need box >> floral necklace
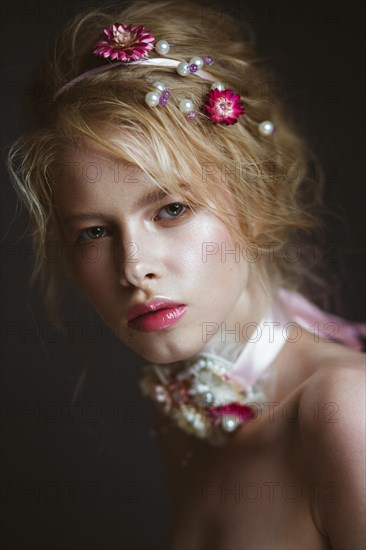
[139,351,268,446]
[138,299,286,447]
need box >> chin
[129,335,204,365]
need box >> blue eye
[77,226,108,242]
[157,203,188,219]
[75,203,190,243]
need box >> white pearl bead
[152,81,166,92]
[221,416,239,432]
[155,39,170,55]
[258,120,275,136]
[189,56,204,69]
[177,62,190,76]
[201,391,214,405]
[179,99,194,113]
[145,91,161,107]
[211,82,225,91]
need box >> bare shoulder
[298,348,366,549]
[300,346,365,428]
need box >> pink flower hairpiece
[54,21,275,133]
[204,87,245,125]
[93,23,155,62]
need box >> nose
[117,233,165,289]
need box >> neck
[197,272,271,364]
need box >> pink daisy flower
[208,402,254,421]
[93,23,155,62]
[204,88,245,124]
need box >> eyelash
[76,202,191,243]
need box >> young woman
[7,0,365,548]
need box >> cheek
[70,242,118,300]
[180,217,249,284]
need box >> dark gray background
[1,1,365,549]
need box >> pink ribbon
[54,57,215,100]
[229,288,366,390]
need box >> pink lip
[127,300,187,333]
[127,298,185,321]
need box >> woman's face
[54,144,266,364]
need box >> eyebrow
[132,187,170,210]
[61,187,171,224]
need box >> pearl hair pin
[155,39,170,55]
[144,44,213,120]
[144,83,196,120]
[178,99,197,120]
[258,120,275,136]
[177,55,214,76]
[145,81,171,107]
[153,35,215,78]
[210,81,225,91]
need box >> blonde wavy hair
[7,0,329,321]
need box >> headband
[54,22,275,133]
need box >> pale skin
[55,143,366,550]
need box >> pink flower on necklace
[93,23,155,62]
[204,88,245,124]
[208,402,254,421]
